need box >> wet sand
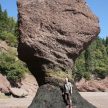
[80,92,108,108]
[0,96,34,108]
[0,92,108,108]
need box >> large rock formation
[17,0,100,108]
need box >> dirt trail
[80,92,108,108]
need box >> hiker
[63,77,73,108]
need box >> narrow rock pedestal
[29,84,96,108]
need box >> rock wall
[76,78,108,92]
[17,0,100,108]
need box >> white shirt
[64,82,73,94]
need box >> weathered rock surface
[0,73,28,97]
[17,0,100,108]
[29,83,96,108]
[9,87,28,97]
[76,78,108,92]
[0,74,10,94]
[18,0,99,84]
[0,40,9,53]
[21,73,38,96]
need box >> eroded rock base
[29,84,96,108]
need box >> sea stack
[17,0,100,107]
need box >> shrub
[0,53,28,84]
[94,67,108,79]
[83,72,90,80]
[74,72,83,82]
[0,31,17,47]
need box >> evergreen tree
[3,10,8,18]
[84,49,90,72]
[106,37,108,55]
[0,4,2,15]
[0,4,17,47]
[106,37,108,46]
[74,36,108,80]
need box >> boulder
[17,0,100,107]
[21,73,38,96]
[9,87,28,97]
[0,40,9,53]
[76,78,108,92]
[0,74,10,94]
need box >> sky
[0,0,108,38]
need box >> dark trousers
[64,93,72,106]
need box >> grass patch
[46,69,72,80]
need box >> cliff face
[17,0,100,108]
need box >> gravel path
[80,92,108,108]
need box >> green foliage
[0,31,17,47]
[94,67,108,79]
[105,37,108,46]
[0,4,29,85]
[74,37,108,81]
[0,53,28,83]
[0,5,2,14]
[0,4,17,47]
[83,72,91,80]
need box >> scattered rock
[76,78,108,92]
[0,73,37,98]
[0,40,9,54]
[0,74,10,94]
[9,87,28,97]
